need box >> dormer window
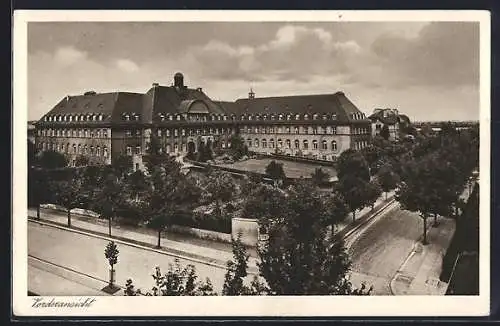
[223,115,228,121]
[262,114,268,120]
[124,114,130,121]
[68,115,73,122]
[176,115,181,121]
[313,113,319,120]
[99,114,103,121]
[271,114,275,121]
[135,114,140,121]
[286,114,292,120]
[248,115,253,121]
[295,114,300,120]
[322,114,328,120]
[231,114,236,120]
[332,114,337,120]
[278,114,284,120]
[168,114,173,121]
[304,114,309,120]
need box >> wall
[232,217,259,247]
[170,224,232,243]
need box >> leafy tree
[104,241,119,287]
[148,205,175,248]
[75,155,89,167]
[242,183,287,222]
[377,163,400,199]
[204,170,236,217]
[265,160,286,183]
[93,174,127,237]
[80,165,103,205]
[322,191,349,238]
[111,154,133,179]
[124,260,216,296]
[28,168,54,220]
[311,167,330,186]
[28,140,38,168]
[336,176,370,222]
[37,150,68,170]
[256,180,352,295]
[52,170,84,227]
[380,124,390,140]
[229,135,249,160]
[196,140,208,162]
[125,170,149,202]
[143,134,168,173]
[223,233,249,295]
[337,149,370,182]
[364,180,382,210]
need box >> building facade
[368,108,411,141]
[34,73,372,167]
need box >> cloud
[53,46,88,66]
[115,58,139,73]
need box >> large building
[34,73,372,168]
[368,108,411,141]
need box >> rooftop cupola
[174,72,185,89]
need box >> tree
[124,260,216,296]
[377,163,400,199]
[104,241,119,287]
[322,192,349,238]
[52,170,84,227]
[380,124,390,140]
[80,165,103,206]
[336,176,371,222]
[37,150,68,170]
[147,205,174,248]
[111,154,133,179]
[93,174,126,237]
[265,160,286,184]
[28,140,38,168]
[125,170,149,202]
[256,180,352,295]
[143,135,168,173]
[337,149,370,182]
[364,180,382,210]
[311,167,330,186]
[204,170,236,217]
[196,140,208,162]
[229,135,248,160]
[75,155,89,167]
[28,168,54,220]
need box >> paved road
[28,222,230,295]
[347,206,423,295]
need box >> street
[28,221,229,295]
[347,205,424,294]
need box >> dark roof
[214,101,240,115]
[223,91,369,123]
[369,109,399,125]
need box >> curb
[28,218,236,273]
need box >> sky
[27,21,480,122]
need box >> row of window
[354,141,369,150]
[124,141,230,155]
[39,142,109,157]
[242,112,341,121]
[247,138,339,151]
[44,113,106,122]
[154,127,234,138]
[241,125,338,135]
[38,128,109,138]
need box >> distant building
[28,121,36,143]
[368,108,411,141]
[34,72,372,168]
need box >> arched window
[313,140,318,149]
[166,129,171,137]
[304,114,309,120]
[285,139,291,148]
[84,145,89,154]
[174,143,178,152]
[262,139,267,148]
[174,129,178,137]
[313,113,319,120]
[294,127,299,134]
[294,139,300,149]
[322,140,328,150]
[295,114,301,120]
[247,138,252,147]
[269,139,274,148]
[285,127,291,134]
[77,144,82,154]
[286,114,292,120]
[303,140,309,149]
[182,143,186,152]
[278,139,283,148]
[126,145,132,156]
[103,147,108,157]
[248,115,253,121]
[254,138,259,147]
[331,140,337,151]
[278,114,284,120]
[96,146,100,156]
[166,144,171,153]
[72,144,76,153]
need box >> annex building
[34,73,372,168]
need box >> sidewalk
[28,190,395,277]
[28,208,259,273]
[390,216,456,295]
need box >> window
[313,113,319,120]
[182,129,186,136]
[269,139,274,148]
[174,129,179,137]
[189,129,194,136]
[304,114,309,120]
[158,129,162,137]
[322,140,328,150]
[262,139,267,148]
[285,139,291,148]
[304,127,309,135]
[135,130,141,136]
[279,114,284,120]
[331,126,337,134]
[286,127,291,134]
[166,144,171,153]
[255,138,259,147]
[295,114,301,120]
[313,140,318,149]
[96,146,100,156]
[84,130,89,138]
[72,144,76,153]
[331,141,337,151]
[78,144,82,154]
[166,129,171,137]
[103,129,108,138]
[277,127,283,134]
[90,130,94,138]
[247,138,252,147]
[103,147,108,157]
[90,146,94,155]
[278,139,283,148]
[269,127,274,133]
[126,146,132,156]
[177,115,181,121]
[135,146,141,155]
[312,127,318,135]
[182,143,186,152]
[84,145,88,154]
[294,139,300,149]
[286,114,292,120]
[321,127,327,134]
[126,130,132,137]
[294,127,299,134]
[303,140,309,150]
[174,143,178,152]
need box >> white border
[13,10,491,317]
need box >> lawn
[217,157,338,180]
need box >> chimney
[174,72,185,89]
[152,82,159,87]
[248,88,255,99]
[196,87,202,92]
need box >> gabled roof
[222,91,369,124]
[369,109,410,126]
